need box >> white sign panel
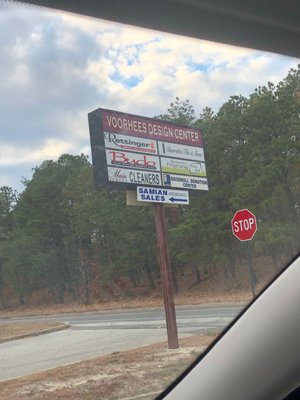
[104,132,158,154]
[160,157,206,177]
[107,167,162,186]
[158,141,204,161]
[106,149,160,171]
[163,173,208,190]
[137,186,189,204]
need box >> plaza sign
[88,108,208,191]
[88,107,208,350]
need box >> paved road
[0,304,244,381]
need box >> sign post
[245,241,256,298]
[89,108,209,349]
[231,209,257,298]
[154,203,179,349]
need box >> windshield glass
[0,1,299,399]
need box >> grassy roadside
[0,291,250,319]
[0,322,68,343]
[0,335,216,400]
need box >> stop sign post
[231,209,257,298]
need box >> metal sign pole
[231,209,257,299]
[154,203,179,349]
[245,241,256,299]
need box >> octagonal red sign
[231,209,257,241]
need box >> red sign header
[102,110,202,146]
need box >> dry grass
[0,335,216,400]
[0,322,65,342]
[0,292,249,319]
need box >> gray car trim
[163,255,300,400]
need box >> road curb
[0,323,71,344]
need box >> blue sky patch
[110,70,143,88]
[186,58,227,73]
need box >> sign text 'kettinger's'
[88,108,209,191]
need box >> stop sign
[231,209,257,241]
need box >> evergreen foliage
[0,67,299,306]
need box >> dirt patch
[0,335,216,400]
[0,322,68,343]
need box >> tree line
[0,66,299,307]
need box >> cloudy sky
[0,1,298,192]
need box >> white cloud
[0,2,298,191]
[0,139,73,166]
[80,22,296,115]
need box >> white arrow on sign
[137,186,189,205]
